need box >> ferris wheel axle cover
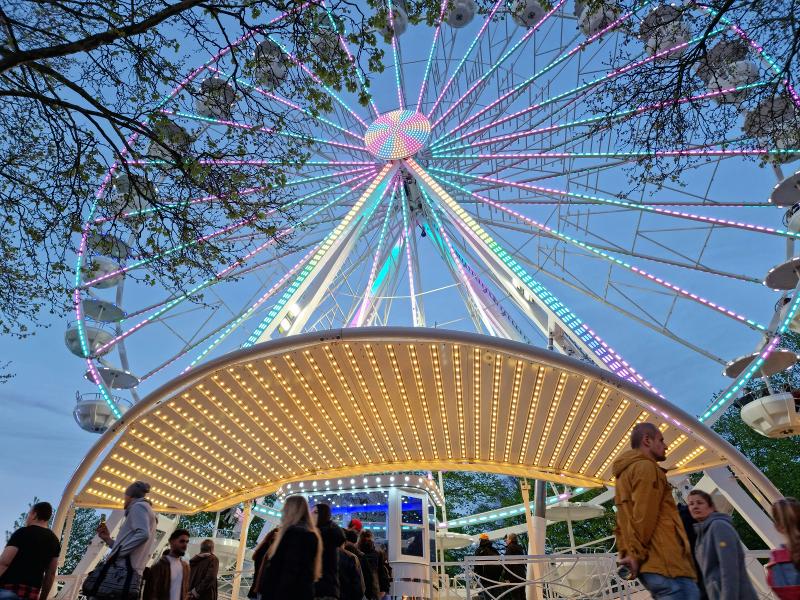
[770,170,800,206]
[723,349,799,379]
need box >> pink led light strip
[265,36,369,129]
[92,165,376,225]
[92,170,379,356]
[430,0,568,130]
[75,4,312,416]
[426,0,506,121]
[415,0,449,112]
[435,82,766,152]
[434,169,799,240]
[432,3,647,145]
[432,174,766,331]
[434,148,800,159]
[161,109,370,155]
[352,177,400,326]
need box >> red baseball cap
[348,518,363,531]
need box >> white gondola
[73,392,132,433]
[64,321,114,358]
[110,171,155,214]
[81,256,123,289]
[146,118,192,161]
[445,0,477,28]
[574,1,618,37]
[695,40,759,104]
[84,366,140,390]
[783,203,800,233]
[311,16,343,55]
[743,96,799,163]
[509,0,546,28]
[196,77,237,120]
[82,299,125,323]
[254,40,288,89]
[740,390,800,438]
[376,3,409,39]
[770,170,800,206]
[87,232,132,260]
[640,5,690,57]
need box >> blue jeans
[0,590,23,600]
[638,573,700,600]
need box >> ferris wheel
[70,0,800,437]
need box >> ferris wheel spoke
[432,23,726,149]
[436,82,770,154]
[384,0,406,110]
[428,4,648,148]
[430,166,800,240]
[83,167,376,286]
[352,178,400,326]
[425,0,506,122]
[90,171,377,356]
[264,35,370,130]
[208,67,367,142]
[399,182,423,325]
[161,109,372,157]
[407,159,658,392]
[528,260,728,364]
[415,0,449,113]
[431,0,568,131]
[441,177,768,330]
[320,2,381,117]
[244,163,400,346]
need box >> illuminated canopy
[61,328,761,515]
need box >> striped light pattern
[364,110,432,160]
[72,330,725,513]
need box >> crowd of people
[0,431,798,600]
[614,422,800,600]
[249,496,391,600]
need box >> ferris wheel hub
[364,109,431,160]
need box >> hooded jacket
[107,498,157,575]
[474,538,503,589]
[612,449,696,579]
[188,553,219,600]
[314,520,346,598]
[693,512,757,600]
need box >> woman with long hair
[258,496,323,600]
[247,527,278,599]
[767,497,800,600]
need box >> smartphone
[616,565,633,580]
[99,514,107,525]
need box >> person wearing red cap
[347,519,362,532]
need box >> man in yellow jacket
[614,422,700,599]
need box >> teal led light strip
[244,164,397,347]
[431,173,765,332]
[408,160,654,390]
[184,176,376,369]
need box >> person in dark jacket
[312,503,346,600]
[687,490,758,600]
[142,529,190,600]
[502,533,526,600]
[357,530,390,599]
[474,534,502,600]
[249,528,278,599]
[346,529,377,600]
[678,502,709,600]
[259,497,322,600]
[188,539,219,600]
[338,539,365,600]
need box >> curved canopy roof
[67,328,746,514]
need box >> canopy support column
[230,503,251,600]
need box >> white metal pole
[230,503,251,600]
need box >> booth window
[400,495,425,557]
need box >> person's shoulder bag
[82,546,142,600]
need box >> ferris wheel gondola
[70,0,800,438]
